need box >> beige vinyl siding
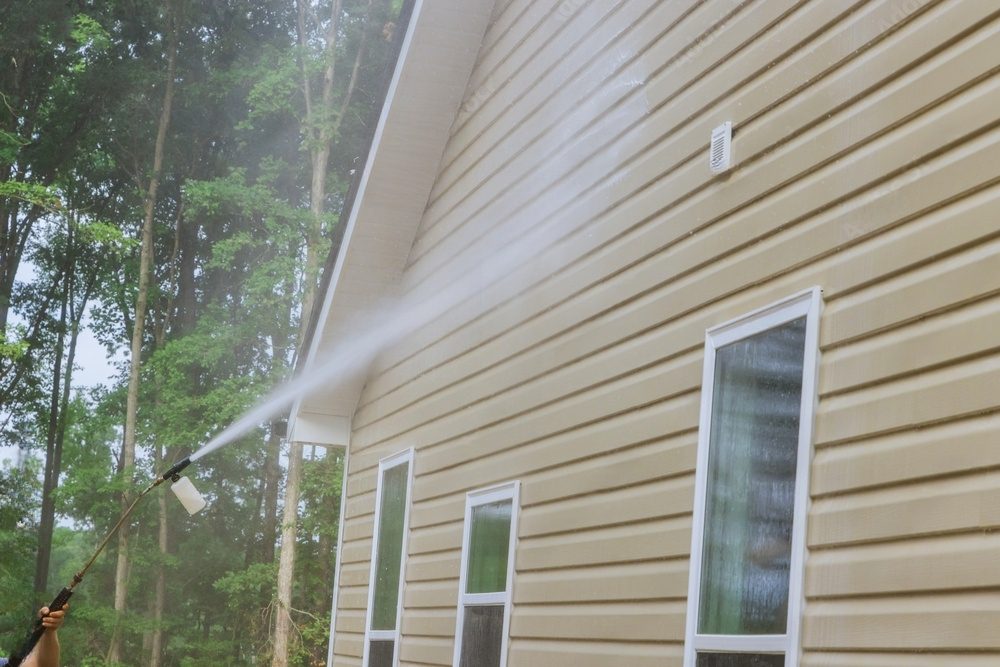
[328,0,1000,665]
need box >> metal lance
[7,458,192,666]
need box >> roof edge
[289,0,497,440]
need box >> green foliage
[215,562,277,610]
[287,450,344,666]
[0,129,27,165]
[70,14,112,55]
[240,47,300,129]
[77,221,136,254]
[0,182,62,210]
[0,460,40,653]
[1,0,407,663]
[300,452,343,546]
[291,610,332,667]
[0,325,29,362]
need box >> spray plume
[191,77,649,461]
[191,212,561,461]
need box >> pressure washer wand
[7,458,192,667]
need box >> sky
[72,317,120,388]
[2,262,119,465]
[1,328,118,465]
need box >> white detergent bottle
[170,476,207,515]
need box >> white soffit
[290,0,497,431]
[288,413,351,448]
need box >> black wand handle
[7,587,73,667]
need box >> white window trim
[326,441,350,667]
[453,481,520,667]
[362,448,415,667]
[683,287,823,667]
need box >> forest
[0,0,406,664]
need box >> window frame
[362,448,415,667]
[452,481,521,667]
[683,287,822,667]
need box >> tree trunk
[0,164,12,333]
[0,192,37,334]
[295,0,343,335]
[316,503,333,595]
[272,0,381,660]
[260,312,291,565]
[33,254,69,594]
[109,3,179,660]
[245,462,268,567]
[150,443,169,667]
[271,442,303,667]
[260,426,283,564]
[176,206,197,334]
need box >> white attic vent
[709,121,733,174]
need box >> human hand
[38,604,68,633]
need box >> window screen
[458,605,505,667]
[367,640,395,667]
[696,653,785,667]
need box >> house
[288,0,1000,665]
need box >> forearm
[29,630,60,667]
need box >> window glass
[371,462,409,630]
[368,640,395,667]
[458,605,504,667]
[697,317,806,635]
[696,652,785,667]
[466,500,512,594]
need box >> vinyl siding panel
[328,0,1000,664]
[356,0,999,427]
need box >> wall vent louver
[709,122,732,174]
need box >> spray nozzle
[170,476,207,515]
[161,457,192,481]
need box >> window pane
[698,317,807,635]
[466,500,512,594]
[371,462,409,630]
[696,652,785,667]
[459,605,504,667]
[368,639,395,667]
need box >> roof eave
[289,0,497,445]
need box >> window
[363,449,414,667]
[683,288,822,667]
[453,482,520,667]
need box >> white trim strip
[461,591,507,606]
[692,634,788,652]
[325,442,350,667]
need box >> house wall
[330,0,1000,665]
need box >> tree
[33,216,125,596]
[108,0,181,660]
[0,6,112,338]
[0,458,41,654]
[0,0,408,663]
[273,1,396,662]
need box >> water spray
[8,458,202,666]
[3,96,611,660]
